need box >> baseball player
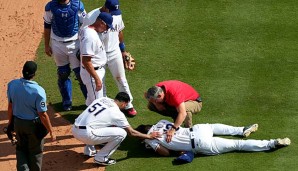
[72,92,160,166]
[79,12,113,106]
[44,0,87,111]
[80,0,137,116]
[137,120,291,157]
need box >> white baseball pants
[80,67,105,106]
[103,49,134,109]
[192,124,276,155]
[51,39,80,68]
[72,126,127,162]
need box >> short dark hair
[115,92,130,103]
[135,124,152,134]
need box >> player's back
[74,97,127,128]
[8,78,46,120]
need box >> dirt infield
[0,1,104,170]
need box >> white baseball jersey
[145,120,277,155]
[79,26,107,68]
[102,14,125,52]
[74,97,129,128]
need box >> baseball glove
[3,119,17,145]
[123,52,135,70]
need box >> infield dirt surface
[0,0,104,170]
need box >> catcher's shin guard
[57,65,72,109]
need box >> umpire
[7,61,56,171]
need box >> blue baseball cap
[97,12,114,29]
[105,0,122,15]
[172,151,194,165]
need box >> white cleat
[84,145,97,157]
[94,159,116,166]
[243,124,258,137]
[275,138,291,147]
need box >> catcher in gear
[123,52,135,70]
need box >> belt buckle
[190,131,195,139]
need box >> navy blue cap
[22,61,37,78]
[97,12,114,29]
[172,151,194,165]
[105,0,122,15]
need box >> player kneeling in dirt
[72,92,160,166]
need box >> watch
[171,125,179,131]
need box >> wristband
[171,125,179,131]
[119,42,125,52]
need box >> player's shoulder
[31,82,46,95]
[80,27,95,37]
[7,79,20,90]
[79,1,85,11]
[45,1,54,11]
[8,78,19,84]
[98,97,115,107]
[86,8,100,21]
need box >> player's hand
[45,46,52,56]
[166,128,175,143]
[95,79,102,91]
[121,51,127,58]
[50,132,56,142]
[149,131,161,139]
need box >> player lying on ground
[136,120,291,158]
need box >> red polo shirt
[156,80,200,108]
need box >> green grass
[35,0,298,170]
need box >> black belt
[15,116,40,123]
[190,128,195,148]
[82,66,100,70]
[75,125,86,129]
[62,40,74,43]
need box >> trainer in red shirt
[145,80,203,142]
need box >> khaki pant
[148,100,202,128]
[184,101,202,127]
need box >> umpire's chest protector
[47,0,80,37]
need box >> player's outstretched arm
[125,126,160,139]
